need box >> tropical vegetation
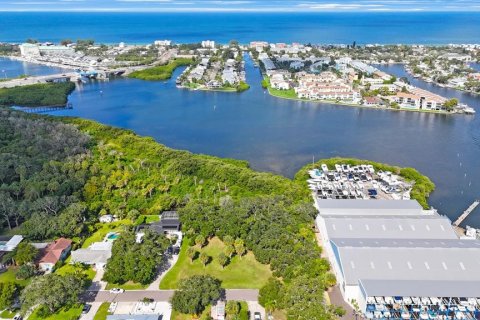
[128,58,194,80]
[0,109,435,319]
[0,82,75,107]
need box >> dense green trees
[0,110,90,239]
[171,275,223,316]
[20,274,85,315]
[103,229,170,285]
[128,58,194,80]
[0,282,17,310]
[0,82,75,107]
[14,242,38,266]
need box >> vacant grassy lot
[29,305,83,320]
[160,237,271,289]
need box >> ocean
[1,12,480,45]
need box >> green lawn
[93,303,111,320]
[0,309,17,318]
[135,215,160,225]
[160,237,272,289]
[0,268,31,287]
[105,281,148,290]
[171,306,211,320]
[82,219,132,248]
[29,305,83,320]
[55,260,96,281]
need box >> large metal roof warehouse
[315,199,480,319]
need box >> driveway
[246,301,265,320]
[146,254,178,291]
[328,286,356,320]
[226,289,259,301]
[79,302,101,320]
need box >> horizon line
[1,8,479,13]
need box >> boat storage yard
[310,164,480,320]
[308,164,412,201]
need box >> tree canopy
[20,274,85,314]
[171,275,224,315]
[103,229,170,285]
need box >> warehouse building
[315,199,480,319]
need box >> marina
[308,164,412,201]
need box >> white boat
[366,311,374,319]
[412,306,421,313]
[321,164,329,172]
[401,311,411,319]
[367,297,376,304]
[335,164,342,172]
[420,311,429,320]
[412,297,421,305]
[383,311,392,318]
[403,297,412,305]
[455,311,466,319]
[375,297,385,304]
[375,304,386,312]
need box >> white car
[109,288,125,294]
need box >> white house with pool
[315,199,480,319]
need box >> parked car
[109,288,125,294]
[254,312,262,320]
[82,304,91,314]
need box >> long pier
[453,199,480,226]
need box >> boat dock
[16,103,73,114]
[453,199,480,227]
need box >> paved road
[84,289,258,303]
[0,72,78,88]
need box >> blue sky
[1,0,480,12]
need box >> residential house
[38,238,72,272]
[99,214,114,223]
[70,241,112,269]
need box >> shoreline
[264,83,458,116]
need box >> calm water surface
[1,12,480,44]
[1,57,479,227]
[0,57,70,78]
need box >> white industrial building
[315,199,480,319]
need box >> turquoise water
[107,233,119,240]
[1,12,480,44]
